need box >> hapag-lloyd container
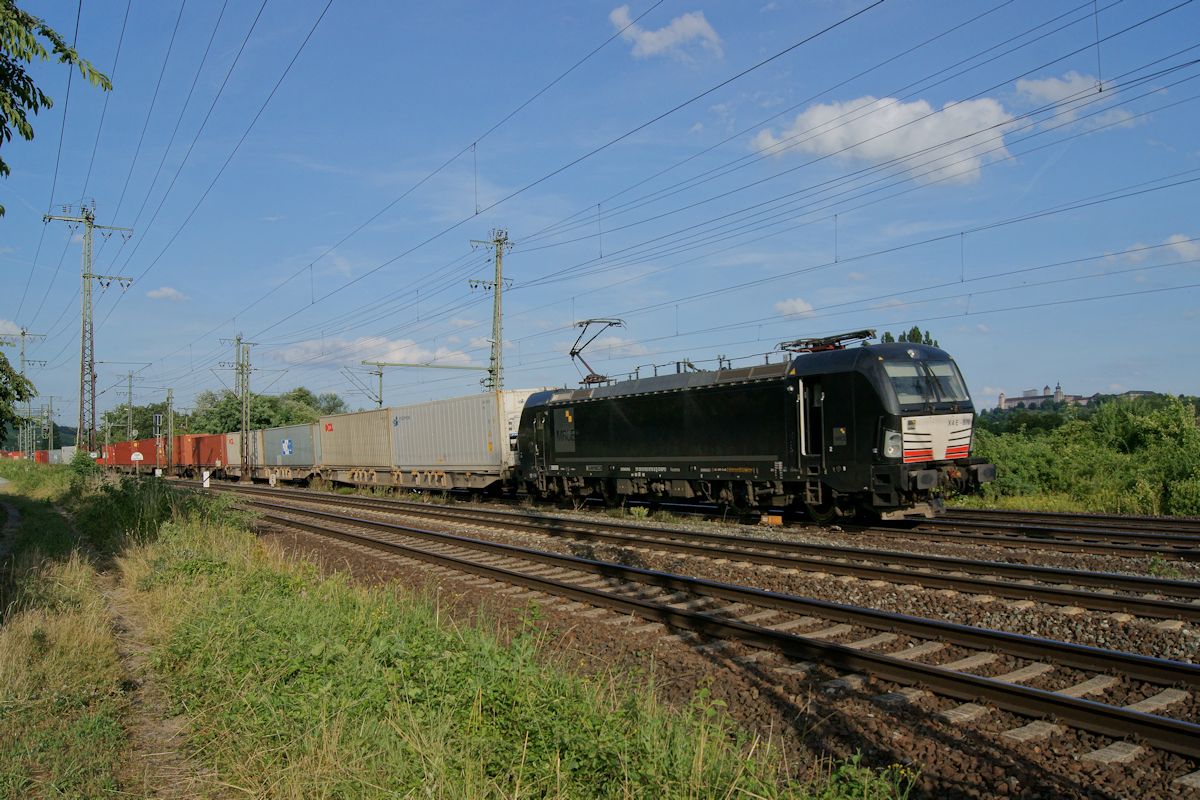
[262,423,320,467]
[389,390,538,472]
[318,408,391,468]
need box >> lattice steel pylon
[44,203,133,452]
[469,229,513,391]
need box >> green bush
[973,397,1200,515]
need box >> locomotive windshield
[883,359,970,405]
[926,360,969,402]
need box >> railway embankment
[0,462,905,799]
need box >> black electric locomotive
[514,331,994,519]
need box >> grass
[948,492,1095,514]
[1,463,914,798]
[0,473,128,799]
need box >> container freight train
[93,336,994,519]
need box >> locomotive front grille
[901,413,973,463]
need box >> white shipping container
[61,446,77,461]
[390,390,538,472]
[223,430,264,468]
[319,408,392,467]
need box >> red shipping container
[132,437,161,467]
[106,440,134,466]
[34,450,49,464]
[174,434,200,467]
[167,434,226,469]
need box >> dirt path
[102,576,225,798]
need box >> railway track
[945,506,1200,535]
[236,493,1200,761]
[910,515,1200,553]
[202,483,1200,621]
[192,482,1200,766]
[573,493,1200,558]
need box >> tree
[880,328,939,347]
[0,350,33,441]
[134,387,350,437]
[1,0,111,216]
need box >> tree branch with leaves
[0,350,34,439]
[0,0,111,216]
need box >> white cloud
[751,95,1014,184]
[0,318,20,335]
[610,5,722,60]
[146,286,187,302]
[1115,243,1151,263]
[689,121,704,134]
[1015,72,1136,132]
[329,253,353,276]
[261,214,285,223]
[976,323,991,333]
[1112,234,1199,265]
[1108,383,1127,393]
[847,271,867,281]
[590,336,649,358]
[1084,107,1137,131]
[774,296,814,316]
[1016,71,1098,117]
[275,335,473,368]
[469,336,493,350]
[449,318,477,329]
[1166,234,1200,261]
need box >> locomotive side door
[533,412,550,474]
[802,381,825,473]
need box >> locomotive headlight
[883,430,903,459]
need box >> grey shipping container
[49,449,63,464]
[319,408,391,467]
[61,446,77,461]
[390,390,539,472]
[262,423,319,467]
[224,430,265,468]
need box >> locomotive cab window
[883,359,970,406]
[926,360,969,402]
[883,361,933,405]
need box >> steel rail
[251,504,1200,759]
[913,518,1200,548]
[207,483,1200,606]
[862,523,1200,559]
[245,498,1200,688]
[946,507,1200,534]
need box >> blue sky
[3,0,1199,424]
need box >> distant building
[996,383,1156,410]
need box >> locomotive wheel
[803,498,840,524]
